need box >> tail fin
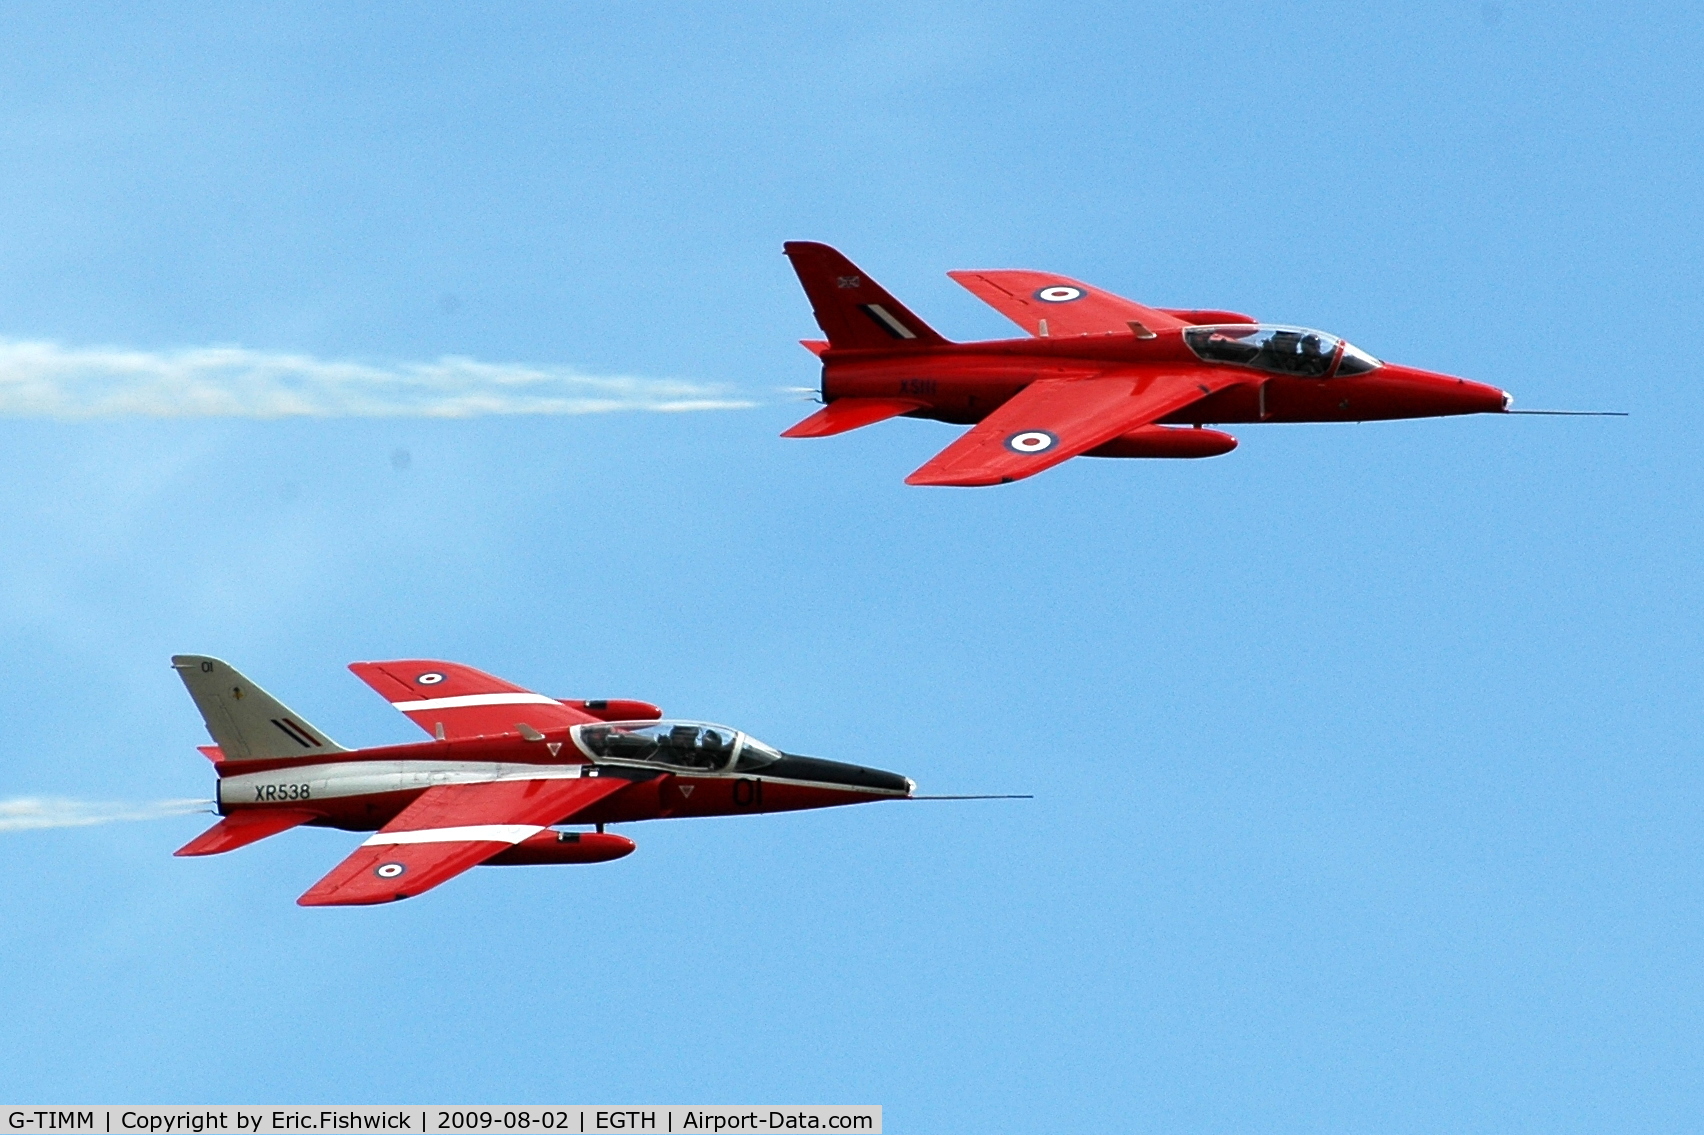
[783,242,949,350]
[171,655,349,761]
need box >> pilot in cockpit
[660,724,729,769]
[699,728,733,768]
[666,724,700,761]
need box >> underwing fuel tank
[483,830,636,866]
[559,698,663,722]
[1086,425,1238,459]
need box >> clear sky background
[0,3,1700,1130]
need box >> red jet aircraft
[171,655,917,906]
[781,241,1515,486]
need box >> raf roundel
[1005,430,1059,455]
[374,862,406,879]
[1034,285,1085,303]
[416,672,445,686]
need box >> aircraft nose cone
[767,754,914,795]
[1465,381,1506,414]
[1456,378,1510,414]
[1402,370,1509,415]
[1374,366,1511,418]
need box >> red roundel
[375,862,406,879]
[1034,285,1085,303]
[1005,430,1058,454]
[416,672,445,685]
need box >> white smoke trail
[0,338,755,419]
[0,796,214,832]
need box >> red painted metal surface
[560,698,664,722]
[174,808,315,857]
[485,830,637,866]
[781,397,925,438]
[349,658,600,740]
[782,242,1512,486]
[1086,426,1238,460]
[176,656,915,906]
[296,777,631,907]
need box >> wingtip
[903,471,1001,488]
[904,455,1021,487]
[297,890,409,908]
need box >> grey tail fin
[171,655,349,761]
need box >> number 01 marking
[733,778,763,808]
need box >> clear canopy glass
[570,720,782,773]
[1184,324,1376,378]
[1336,341,1381,376]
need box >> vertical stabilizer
[783,242,950,350]
[171,655,349,760]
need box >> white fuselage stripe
[391,692,562,712]
[363,824,543,846]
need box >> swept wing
[349,659,598,740]
[948,270,1189,338]
[297,776,632,906]
[905,371,1244,487]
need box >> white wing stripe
[363,824,543,846]
[390,692,561,711]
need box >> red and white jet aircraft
[781,242,1515,486]
[172,655,915,906]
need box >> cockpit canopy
[1184,324,1380,378]
[570,720,784,773]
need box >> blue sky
[1,2,1700,1130]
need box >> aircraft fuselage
[818,331,1508,428]
[211,730,912,833]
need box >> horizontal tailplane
[174,809,316,856]
[782,398,924,439]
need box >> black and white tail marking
[861,304,918,340]
[271,718,322,748]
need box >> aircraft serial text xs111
[171,655,917,906]
[781,241,1515,487]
